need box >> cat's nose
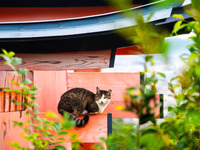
[100,101,104,104]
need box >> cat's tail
[58,109,89,126]
[69,114,89,127]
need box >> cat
[57,87,112,126]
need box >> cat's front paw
[82,110,88,115]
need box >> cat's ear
[96,87,100,93]
[108,89,112,95]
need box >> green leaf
[52,121,61,133]
[145,55,153,62]
[92,144,104,150]
[18,68,29,75]
[44,125,51,130]
[12,100,20,105]
[157,72,166,78]
[33,109,39,113]
[195,65,200,77]
[57,138,65,141]
[34,115,41,121]
[172,20,182,35]
[7,142,21,148]
[99,137,106,142]
[22,78,32,84]
[168,106,174,112]
[31,102,38,107]
[58,131,68,135]
[12,57,22,66]
[71,133,77,140]
[55,146,66,150]
[172,14,184,20]
[8,51,15,58]
[31,85,38,91]
[2,49,8,56]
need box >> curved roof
[0,1,185,40]
[0,0,191,53]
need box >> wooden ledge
[34,112,108,143]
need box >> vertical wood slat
[0,71,33,112]
[4,92,10,112]
[0,90,5,112]
[10,92,16,111]
[33,71,67,112]
[16,93,21,111]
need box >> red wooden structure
[0,0,179,149]
[0,70,163,149]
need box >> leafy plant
[101,0,200,150]
[0,50,79,150]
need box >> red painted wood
[116,45,144,55]
[104,95,161,118]
[0,71,33,112]
[33,71,67,112]
[67,72,140,101]
[16,93,22,111]
[0,90,4,112]
[9,111,30,149]
[80,143,106,150]
[4,92,10,112]
[67,72,161,118]
[116,44,161,55]
[35,112,107,143]
[74,69,101,72]
[0,7,118,22]
[10,92,16,112]
[0,50,111,71]
[0,112,10,150]
[0,112,29,149]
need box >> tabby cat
[58,87,112,126]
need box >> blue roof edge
[0,0,191,40]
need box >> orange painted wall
[67,72,161,118]
[33,71,161,118]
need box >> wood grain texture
[0,50,111,71]
[33,71,67,112]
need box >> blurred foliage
[0,50,80,150]
[102,0,200,150]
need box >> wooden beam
[34,112,108,143]
[0,50,111,71]
[116,45,144,55]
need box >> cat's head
[95,87,112,105]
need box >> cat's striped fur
[58,87,111,126]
